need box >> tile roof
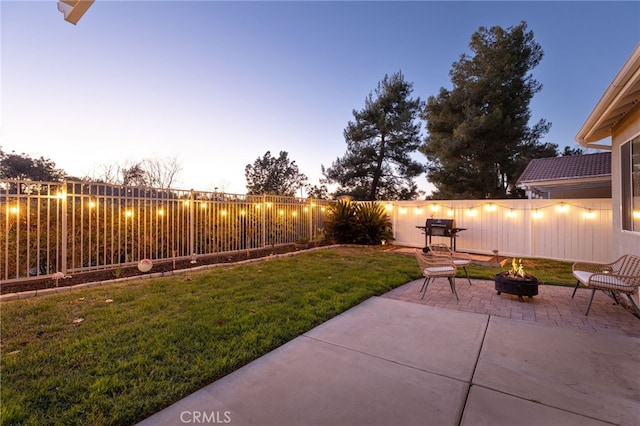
[517,152,611,183]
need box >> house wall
[611,104,640,258]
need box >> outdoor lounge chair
[414,249,459,301]
[571,254,640,316]
[427,243,473,286]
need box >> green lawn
[0,246,574,425]
[464,256,577,286]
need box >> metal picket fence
[1,180,329,282]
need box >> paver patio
[383,277,640,338]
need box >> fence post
[262,194,266,248]
[308,201,313,241]
[189,190,195,259]
[61,182,68,274]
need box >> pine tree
[323,71,425,200]
[420,22,555,199]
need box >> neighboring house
[575,43,640,260]
[517,152,612,199]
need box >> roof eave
[517,175,611,186]
[575,43,640,148]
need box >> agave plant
[324,200,393,245]
[324,200,358,244]
[353,202,393,245]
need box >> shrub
[324,201,393,245]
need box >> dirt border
[1,242,333,300]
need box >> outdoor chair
[571,254,640,316]
[414,249,459,301]
[427,243,473,286]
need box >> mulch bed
[1,242,330,295]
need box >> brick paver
[382,277,640,338]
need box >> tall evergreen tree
[323,71,425,201]
[420,22,554,199]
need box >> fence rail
[1,180,328,282]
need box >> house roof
[517,152,611,197]
[517,152,611,184]
[575,44,640,147]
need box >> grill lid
[425,218,456,228]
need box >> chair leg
[611,291,621,305]
[571,280,580,298]
[448,276,459,301]
[462,267,472,286]
[625,294,640,317]
[585,288,597,316]
[419,277,429,294]
[421,278,431,300]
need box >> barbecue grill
[416,218,466,251]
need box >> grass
[464,257,577,286]
[0,246,575,425]
[1,247,417,425]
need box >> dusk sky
[1,1,639,195]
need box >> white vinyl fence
[389,198,612,263]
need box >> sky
[1,1,639,196]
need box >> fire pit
[494,258,538,302]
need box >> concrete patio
[137,279,639,426]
